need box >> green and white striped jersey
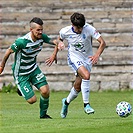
[11,32,51,76]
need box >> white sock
[66,87,79,103]
[81,79,90,104]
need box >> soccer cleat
[84,104,95,114]
[60,98,68,118]
[17,89,22,96]
[40,114,52,119]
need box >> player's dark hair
[70,12,85,28]
[30,17,43,25]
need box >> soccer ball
[116,101,132,118]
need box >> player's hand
[58,41,65,50]
[0,66,4,74]
[88,55,99,65]
[45,54,57,67]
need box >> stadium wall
[0,0,133,91]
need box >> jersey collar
[28,32,34,42]
[71,27,78,34]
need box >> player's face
[72,25,83,34]
[30,24,43,41]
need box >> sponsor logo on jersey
[27,45,42,52]
[27,47,33,52]
[73,42,85,52]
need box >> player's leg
[61,56,84,118]
[67,75,81,103]
[66,56,83,101]
[77,65,94,114]
[60,76,81,118]
[31,67,52,119]
[39,85,52,119]
[16,76,37,104]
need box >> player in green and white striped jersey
[0,17,63,119]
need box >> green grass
[0,90,132,133]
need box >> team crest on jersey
[82,34,86,39]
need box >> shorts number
[24,86,29,93]
[77,61,83,66]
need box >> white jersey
[59,23,101,65]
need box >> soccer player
[0,17,62,119]
[58,12,106,118]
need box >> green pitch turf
[0,90,132,133]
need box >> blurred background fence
[0,0,133,91]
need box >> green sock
[40,96,49,117]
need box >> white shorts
[67,54,92,75]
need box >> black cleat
[40,114,52,119]
[17,89,22,96]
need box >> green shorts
[14,67,48,100]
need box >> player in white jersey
[59,12,106,118]
[0,17,62,119]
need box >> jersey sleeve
[59,28,65,40]
[10,39,25,52]
[42,34,51,43]
[90,25,101,39]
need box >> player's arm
[45,39,59,66]
[46,39,58,66]
[45,37,65,66]
[89,36,106,65]
[57,36,65,50]
[0,47,14,74]
[48,37,65,50]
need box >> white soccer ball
[116,101,132,118]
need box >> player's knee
[40,86,50,97]
[41,89,49,97]
[83,74,90,80]
[27,96,37,104]
[27,99,37,104]
[42,90,49,96]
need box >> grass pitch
[0,90,132,133]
